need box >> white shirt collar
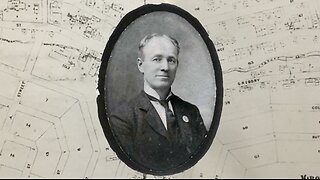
[144,83,172,101]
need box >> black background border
[97,3,224,176]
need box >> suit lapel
[171,94,193,145]
[137,91,167,138]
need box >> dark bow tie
[145,92,178,140]
[145,93,171,107]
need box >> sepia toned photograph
[97,3,223,175]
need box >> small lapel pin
[182,116,189,123]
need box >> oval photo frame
[97,3,223,175]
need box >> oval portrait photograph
[97,3,223,175]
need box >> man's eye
[168,58,176,63]
[153,58,161,61]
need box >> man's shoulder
[111,92,201,115]
[126,91,150,109]
[171,94,207,135]
[113,91,149,114]
[171,94,200,112]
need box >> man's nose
[160,59,169,71]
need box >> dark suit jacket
[109,91,207,171]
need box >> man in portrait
[109,33,207,171]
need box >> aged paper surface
[0,0,319,178]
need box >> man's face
[138,37,179,91]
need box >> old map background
[0,0,319,178]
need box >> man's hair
[138,33,180,59]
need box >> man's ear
[137,58,144,73]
